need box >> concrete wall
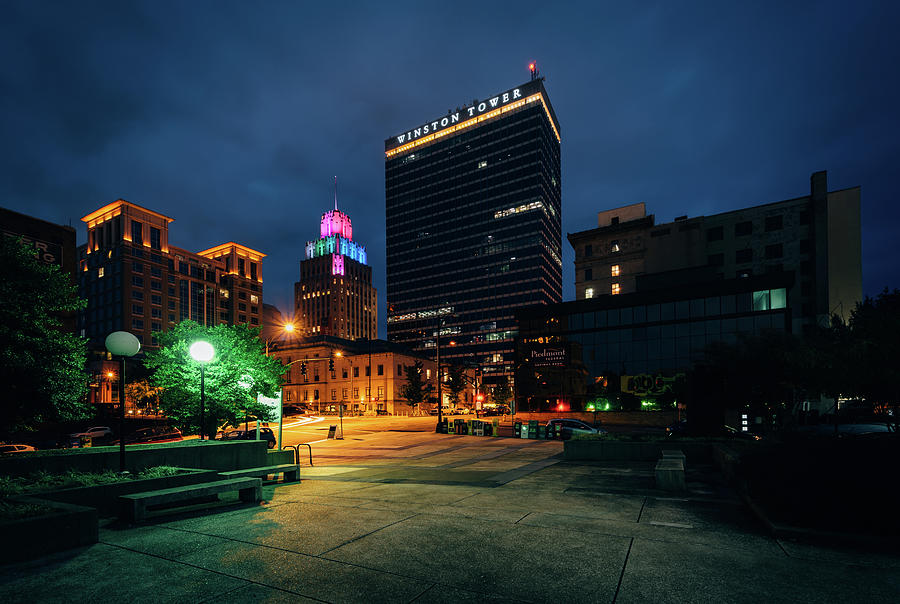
[0,440,269,477]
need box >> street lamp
[105,331,141,471]
[189,341,215,440]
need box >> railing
[282,443,313,466]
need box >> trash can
[528,420,538,439]
[448,420,456,434]
[537,425,546,439]
[514,421,523,438]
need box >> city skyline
[2,2,898,339]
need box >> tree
[445,364,467,408]
[144,321,286,436]
[125,379,160,413]
[492,381,512,408]
[0,236,89,433]
[399,360,433,409]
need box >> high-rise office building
[385,77,562,389]
[295,202,376,340]
[78,199,265,350]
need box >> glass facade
[515,275,792,412]
[385,79,562,387]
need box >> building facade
[294,203,376,340]
[270,336,468,415]
[568,171,862,333]
[385,77,562,390]
[515,271,793,413]
[78,199,265,351]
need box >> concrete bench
[661,449,686,467]
[118,477,261,522]
[655,459,686,492]
[219,464,300,483]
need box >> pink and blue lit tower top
[305,204,367,276]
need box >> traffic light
[328,358,335,372]
[300,362,307,376]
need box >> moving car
[0,443,36,454]
[546,418,607,440]
[218,427,277,449]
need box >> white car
[70,426,113,439]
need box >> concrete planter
[0,440,270,478]
[31,468,220,517]
[564,439,712,462]
[1,498,98,563]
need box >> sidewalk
[2,432,898,603]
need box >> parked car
[0,443,36,454]
[546,418,607,440]
[69,426,113,440]
[218,427,277,449]
[114,426,183,445]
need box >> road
[277,413,464,446]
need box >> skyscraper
[385,76,562,389]
[295,198,376,340]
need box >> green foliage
[125,379,160,412]
[491,382,512,407]
[445,364,467,407]
[143,321,287,435]
[0,237,89,432]
[0,466,183,498]
[400,360,433,408]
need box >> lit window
[98,267,104,278]
[611,264,620,277]
[612,283,621,295]
[585,287,594,299]
[611,240,620,253]
[478,160,488,169]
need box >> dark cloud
[2,0,898,335]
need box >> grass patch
[0,466,183,498]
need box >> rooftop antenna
[333,175,338,211]
[529,61,538,80]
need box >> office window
[132,276,144,288]
[585,287,594,299]
[365,366,371,377]
[735,221,752,236]
[353,387,359,398]
[610,240,620,253]
[584,268,592,281]
[377,364,384,376]
[238,258,246,276]
[285,391,292,402]
[133,261,143,273]
[342,388,348,399]
[765,215,783,232]
[353,366,359,378]
[611,283,621,295]
[331,389,337,401]
[342,368,348,379]
[378,386,384,399]
[98,267,104,278]
[131,318,144,329]
[150,227,161,250]
[131,220,143,245]
[132,304,144,315]
[150,280,161,291]
[706,226,724,241]
[584,244,592,257]
[611,264,620,277]
[250,262,257,280]
[765,244,783,259]
[708,253,724,266]
[736,249,753,263]
[132,290,143,301]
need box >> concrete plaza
[1,431,898,603]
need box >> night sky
[3,1,898,337]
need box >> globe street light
[105,331,141,471]
[190,341,215,440]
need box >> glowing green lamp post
[105,331,141,471]
[189,341,215,440]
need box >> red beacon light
[529,62,535,72]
